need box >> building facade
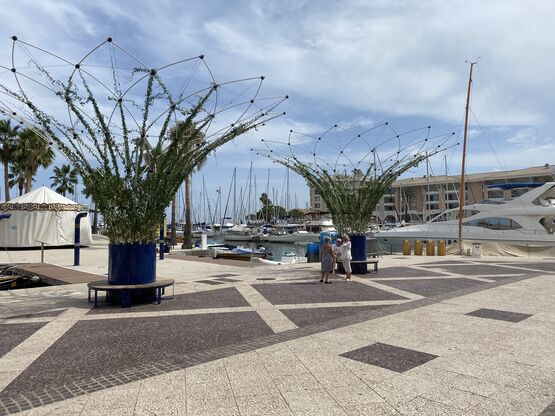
[309,164,555,224]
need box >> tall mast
[425,151,429,221]
[458,61,476,254]
[233,167,236,224]
[444,155,448,210]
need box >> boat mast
[458,61,476,254]
[233,167,236,224]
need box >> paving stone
[87,287,249,314]
[195,279,225,285]
[208,273,240,278]
[495,262,555,273]
[341,342,438,373]
[280,306,389,327]
[430,264,526,275]
[212,278,240,283]
[373,266,446,278]
[0,323,47,359]
[252,281,406,305]
[376,277,484,297]
[465,308,533,323]
[4,309,66,320]
[2,312,273,395]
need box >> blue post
[159,215,165,260]
[74,212,88,266]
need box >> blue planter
[349,234,367,274]
[108,243,156,285]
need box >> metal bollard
[402,240,411,255]
[414,240,423,255]
[426,240,435,256]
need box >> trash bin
[414,240,423,255]
[426,240,435,256]
[402,240,411,255]
[306,242,320,263]
[472,242,482,257]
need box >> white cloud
[1,0,555,211]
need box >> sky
[1,0,554,221]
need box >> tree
[288,208,305,219]
[8,157,28,197]
[169,121,208,249]
[0,119,19,201]
[17,128,54,193]
[256,193,286,222]
[0,38,286,244]
[50,164,78,197]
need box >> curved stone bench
[87,279,175,307]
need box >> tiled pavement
[0,257,554,415]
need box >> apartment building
[309,164,555,223]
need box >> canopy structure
[0,187,92,248]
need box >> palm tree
[8,157,27,197]
[169,122,207,249]
[17,128,54,192]
[50,164,78,197]
[0,119,20,201]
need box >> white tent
[0,187,93,248]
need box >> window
[431,209,478,222]
[314,196,320,202]
[539,217,555,234]
[487,189,504,199]
[314,203,320,209]
[463,217,522,230]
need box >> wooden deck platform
[14,263,106,285]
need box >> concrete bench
[87,279,175,307]
[336,259,379,273]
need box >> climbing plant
[253,123,457,234]
[0,36,287,243]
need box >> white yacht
[376,182,555,246]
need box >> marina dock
[14,263,105,285]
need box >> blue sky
[1,0,554,221]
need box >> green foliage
[256,192,286,222]
[0,119,20,201]
[50,164,78,197]
[288,208,305,219]
[17,128,54,193]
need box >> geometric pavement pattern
[0,260,553,415]
[340,342,439,373]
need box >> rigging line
[469,108,507,171]
[475,64,534,166]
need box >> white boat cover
[0,187,93,248]
[446,240,555,257]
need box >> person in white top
[332,238,342,274]
[339,234,352,280]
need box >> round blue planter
[349,234,367,274]
[108,243,156,285]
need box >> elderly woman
[319,236,335,284]
[340,234,352,281]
